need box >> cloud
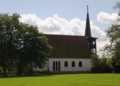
[97,12,118,24]
[20,13,109,54]
[91,25,106,41]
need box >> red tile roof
[44,34,91,58]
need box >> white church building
[33,6,97,73]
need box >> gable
[44,34,91,59]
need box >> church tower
[85,6,97,53]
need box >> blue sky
[0,0,119,31]
[0,0,119,53]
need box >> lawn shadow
[0,73,87,78]
[1,72,113,78]
[0,73,55,78]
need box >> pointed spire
[85,5,91,38]
[87,5,89,13]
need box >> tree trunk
[17,65,24,76]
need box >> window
[53,61,61,71]
[56,61,57,71]
[59,61,60,71]
[72,61,75,67]
[64,61,68,67]
[53,61,55,71]
[79,61,82,67]
[93,41,95,45]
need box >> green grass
[0,74,120,86]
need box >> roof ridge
[44,34,86,37]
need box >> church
[33,6,97,73]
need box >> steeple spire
[85,5,91,38]
[87,5,89,13]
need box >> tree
[90,53,101,73]
[113,2,120,10]
[90,53,113,73]
[102,24,120,73]
[0,13,52,76]
[0,13,20,76]
[101,2,120,72]
[16,23,52,76]
[99,56,113,73]
[101,24,120,72]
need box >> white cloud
[97,12,118,24]
[20,13,109,55]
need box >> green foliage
[28,68,34,75]
[101,2,120,73]
[111,56,120,73]
[0,13,20,76]
[0,13,52,76]
[99,57,113,73]
[16,23,52,76]
[101,24,120,73]
[90,53,101,73]
[90,53,113,73]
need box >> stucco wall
[48,58,91,72]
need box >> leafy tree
[113,2,120,10]
[0,13,20,76]
[90,53,101,73]
[0,13,52,76]
[90,53,113,73]
[16,23,52,76]
[99,56,113,73]
[101,24,120,72]
[100,2,120,73]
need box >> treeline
[90,53,120,73]
[90,24,120,73]
[90,54,113,73]
[0,13,52,76]
[90,2,120,73]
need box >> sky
[0,0,119,55]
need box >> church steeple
[85,6,97,54]
[85,5,91,38]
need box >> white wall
[48,58,91,72]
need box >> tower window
[93,41,95,45]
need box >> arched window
[72,61,75,67]
[64,61,68,67]
[79,61,82,67]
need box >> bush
[90,65,101,73]
[90,53,113,73]
[111,56,120,73]
[28,68,34,75]
[100,65,113,73]
[90,53,101,73]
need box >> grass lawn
[0,73,120,86]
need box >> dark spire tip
[87,5,89,12]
